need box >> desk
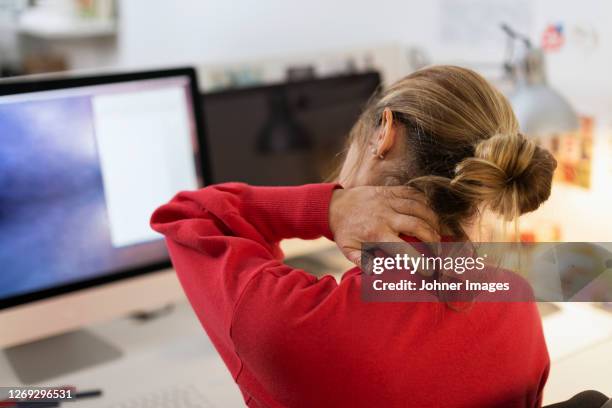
[0,300,244,407]
[541,303,612,404]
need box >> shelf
[18,18,116,40]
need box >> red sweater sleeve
[150,183,338,382]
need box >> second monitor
[202,72,381,185]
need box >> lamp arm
[501,23,532,48]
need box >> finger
[377,233,424,258]
[378,231,410,264]
[391,215,440,242]
[388,197,440,232]
[385,186,430,205]
[337,240,363,266]
[377,233,408,244]
[383,186,440,231]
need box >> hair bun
[452,133,557,220]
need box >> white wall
[531,0,612,115]
[51,0,610,120]
[107,1,612,106]
[114,0,434,68]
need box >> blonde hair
[345,65,557,237]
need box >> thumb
[338,240,362,267]
[344,249,362,267]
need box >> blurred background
[2,0,611,242]
[0,1,611,406]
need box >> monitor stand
[4,329,122,384]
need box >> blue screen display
[0,77,199,300]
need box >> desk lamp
[502,24,579,136]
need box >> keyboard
[107,385,216,408]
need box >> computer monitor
[203,72,381,185]
[0,68,209,348]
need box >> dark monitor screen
[0,68,208,309]
[203,72,381,185]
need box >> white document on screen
[92,86,198,248]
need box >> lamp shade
[509,84,579,136]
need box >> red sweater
[151,183,549,408]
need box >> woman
[151,66,556,407]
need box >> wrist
[328,188,346,239]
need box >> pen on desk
[74,389,103,399]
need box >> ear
[375,108,398,158]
